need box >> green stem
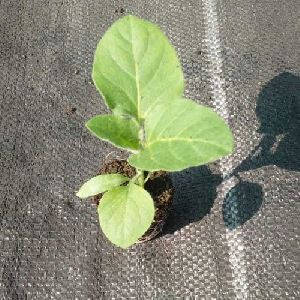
[130,170,145,188]
[137,170,144,188]
[144,172,152,183]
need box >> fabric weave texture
[0,0,299,299]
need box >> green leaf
[76,174,130,198]
[98,184,155,249]
[128,98,234,171]
[92,15,184,120]
[86,115,140,150]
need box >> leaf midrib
[129,17,142,122]
[147,137,230,150]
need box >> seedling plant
[76,15,233,249]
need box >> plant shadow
[159,72,300,235]
[222,71,300,229]
[160,165,222,235]
[223,181,263,230]
[235,72,300,174]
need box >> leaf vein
[142,42,166,92]
[106,50,135,79]
[154,105,190,139]
[149,137,229,150]
[99,72,137,111]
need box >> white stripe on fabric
[202,0,249,299]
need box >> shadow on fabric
[223,72,300,229]
[158,72,299,234]
[160,165,222,236]
[236,72,300,173]
[223,181,263,230]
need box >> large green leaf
[98,184,155,249]
[92,15,184,120]
[76,174,130,199]
[129,99,234,171]
[86,115,140,150]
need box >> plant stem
[130,170,145,188]
[137,170,144,188]
[144,172,152,183]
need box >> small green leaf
[129,98,234,171]
[86,115,140,150]
[76,174,130,198]
[92,15,184,120]
[98,184,155,249]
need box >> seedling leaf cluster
[76,15,234,249]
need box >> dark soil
[65,106,77,115]
[114,8,125,14]
[93,159,174,242]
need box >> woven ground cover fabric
[0,0,299,299]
